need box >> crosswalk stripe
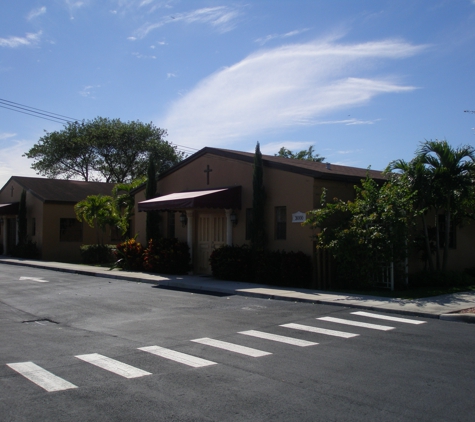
[239,330,318,347]
[317,316,394,331]
[7,362,77,392]
[351,311,427,325]
[138,346,217,368]
[191,338,271,357]
[75,353,151,378]
[280,323,359,338]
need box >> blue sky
[1,0,475,187]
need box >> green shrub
[409,270,474,289]
[114,236,144,271]
[210,245,312,287]
[10,240,40,259]
[210,244,254,281]
[143,238,190,274]
[80,244,116,265]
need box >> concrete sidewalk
[2,257,475,322]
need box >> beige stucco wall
[408,212,475,273]
[134,153,318,260]
[0,179,43,255]
[0,179,116,262]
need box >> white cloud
[0,141,39,187]
[132,52,156,59]
[27,6,47,20]
[161,38,425,149]
[255,28,310,45]
[134,6,240,38]
[0,133,16,141]
[167,72,176,78]
[0,31,42,48]
[79,85,100,97]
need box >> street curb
[439,313,475,323]
[1,258,471,321]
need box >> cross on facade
[204,165,213,185]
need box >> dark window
[438,214,456,249]
[275,206,287,240]
[245,208,253,240]
[167,211,175,238]
[31,218,36,236]
[60,218,83,242]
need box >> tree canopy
[24,117,184,183]
[275,146,325,162]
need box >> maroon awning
[0,202,19,215]
[138,186,241,211]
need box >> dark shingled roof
[161,147,385,182]
[131,146,387,196]
[3,176,115,204]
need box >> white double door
[197,213,226,274]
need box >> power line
[1,97,199,157]
[0,98,80,123]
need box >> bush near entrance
[210,245,312,288]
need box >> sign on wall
[291,211,306,223]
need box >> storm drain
[22,318,59,326]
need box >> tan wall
[135,153,317,257]
[0,180,44,254]
[408,212,475,273]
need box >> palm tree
[75,195,117,244]
[387,157,435,271]
[417,140,475,271]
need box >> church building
[133,147,386,275]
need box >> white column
[186,210,194,260]
[225,209,233,246]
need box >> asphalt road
[1,264,474,422]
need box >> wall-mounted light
[230,211,238,226]
[180,212,187,227]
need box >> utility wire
[1,97,199,157]
[0,98,79,123]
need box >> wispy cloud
[79,85,100,98]
[0,31,42,48]
[64,0,85,19]
[161,38,426,149]
[132,52,156,59]
[0,140,39,186]
[0,133,16,141]
[133,6,240,39]
[27,6,46,20]
[255,28,310,46]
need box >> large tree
[24,117,184,183]
[275,146,325,162]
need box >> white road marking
[191,338,271,357]
[19,277,48,283]
[239,330,318,347]
[138,346,217,368]
[75,353,151,378]
[318,316,394,331]
[351,311,427,325]
[7,362,77,392]
[281,323,359,338]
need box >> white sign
[292,211,306,223]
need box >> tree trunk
[421,213,434,271]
